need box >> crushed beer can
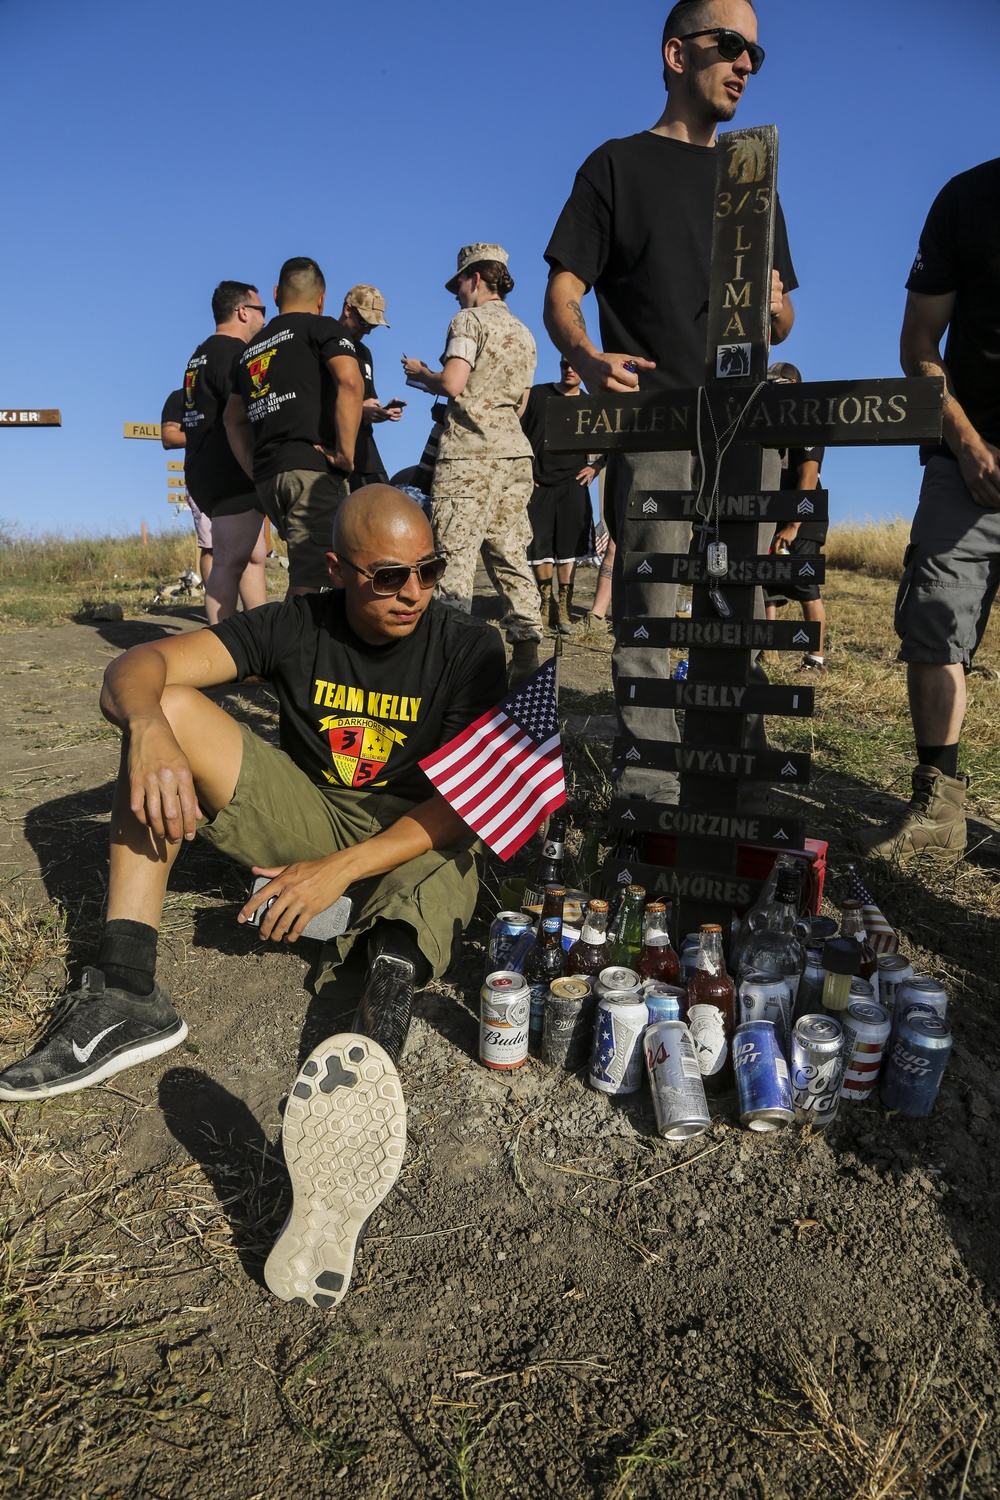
[645,1021,711,1139]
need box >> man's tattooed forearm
[916,359,954,404]
[566,299,587,333]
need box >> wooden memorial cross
[546,124,943,944]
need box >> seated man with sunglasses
[0,487,506,1306]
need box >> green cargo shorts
[255,467,350,590]
[198,724,481,984]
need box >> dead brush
[825,519,911,579]
[0,887,69,1045]
[755,1340,987,1500]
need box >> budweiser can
[644,982,686,1025]
[645,1021,710,1139]
[588,992,647,1095]
[791,1014,845,1128]
[542,976,594,1071]
[840,1000,891,1100]
[881,1012,952,1117]
[594,966,642,1002]
[479,972,529,1070]
[734,1020,794,1130]
[486,912,532,978]
[895,976,948,1026]
[876,955,914,1017]
[739,972,792,1050]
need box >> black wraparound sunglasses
[678,27,765,73]
[338,554,448,595]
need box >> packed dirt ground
[1,564,999,1499]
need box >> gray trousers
[608,448,781,802]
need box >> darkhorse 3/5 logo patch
[321,716,406,789]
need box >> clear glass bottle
[737,866,807,1007]
[608,884,646,968]
[730,852,801,974]
[637,901,680,984]
[567,899,610,977]
[685,924,736,1095]
[838,900,879,1001]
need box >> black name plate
[610,798,805,849]
[623,617,821,652]
[545,377,943,454]
[625,554,825,587]
[615,738,811,783]
[604,857,763,909]
[627,490,829,524]
[619,678,814,717]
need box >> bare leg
[533,563,554,583]
[107,687,245,928]
[237,522,268,612]
[556,562,576,589]
[205,513,267,625]
[199,548,214,587]
[765,602,777,623]
[907,662,966,748]
[591,541,615,618]
[802,597,826,656]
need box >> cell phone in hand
[242,877,352,941]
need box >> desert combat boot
[852,765,968,866]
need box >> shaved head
[276,256,326,308]
[333,486,433,561]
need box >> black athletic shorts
[765,532,825,605]
[527,479,593,564]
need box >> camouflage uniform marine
[431,298,541,643]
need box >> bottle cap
[822,937,862,976]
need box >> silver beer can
[849,976,876,1004]
[643,982,686,1025]
[479,971,529,1071]
[588,993,647,1095]
[739,972,792,1050]
[594,966,642,1002]
[542,976,594,1071]
[839,1000,891,1100]
[895,975,948,1024]
[791,1014,845,1128]
[876,954,914,1017]
[644,1021,710,1139]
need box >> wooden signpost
[0,409,61,426]
[124,424,191,510]
[546,124,943,944]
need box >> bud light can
[678,934,702,983]
[739,973,792,1050]
[876,955,914,1017]
[504,925,536,974]
[486,912,532,978]
[645,1021,711,1139]
[840,1000,891,1100]
[644,982,686,1026]
[791,1014,845,1128]
[542,976,594,1071]
[895,976,948,1024]
[479,972,530,1070]
[880,1012,952,1117]
[588,992,647,1095]
[734,1021,794,1131]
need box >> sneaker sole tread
[264,1033,405,1310]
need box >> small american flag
[419,658,566,862]
[847,865,899,955]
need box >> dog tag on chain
[707,541,728,576]
[709,585,732,618]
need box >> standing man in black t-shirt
[182,281,269,623]
[0,487,507,1311]
[160,389,215,586]
[337,284,406,491]
[763,362,828,676]
[854,157,1000,867]
[225,257,364,595]
[542,0,798,799]
[519,360,598,634]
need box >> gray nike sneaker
[0,967,187,1101]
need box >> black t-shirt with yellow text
[182,333,251,506]
[231,312,359,482]
[210,595,507,802]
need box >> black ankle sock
[916,744,960,779]
[97,919,159,996]
[368,920,431,987]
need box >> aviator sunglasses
[338,554,448,595]
[678,27,765,73]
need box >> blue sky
[1,0,997,539]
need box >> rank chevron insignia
[642,498,658,514]
[797,498,814,515]
[637,560,653,575]
[793,629,810,644]
[799,563,815,576]
[633,626,649,640]
[626,747,642,761]
[622,809,635,821]
[780,762,799,778]
[774,828,789,840]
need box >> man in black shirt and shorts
[763,362,828,676]
[182,281,269,623]
[0,487,506,1310]
[225,257,364,595]
[336,283,405,490]
[854,157,1000,866]
[520,359,599,635]
[542,0,797,799]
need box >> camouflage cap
[445,243,509,294]
[345,284,390,328]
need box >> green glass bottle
[608,884,645,968]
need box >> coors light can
[791,1014,845,1128]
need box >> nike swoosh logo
[72,1021,127,1064]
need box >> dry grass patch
[0,888,69,1046]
